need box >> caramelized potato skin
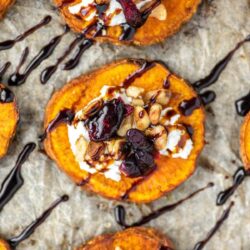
[0,84,19,159]
[0,0,15,19]
[54,0,201,45]
[44,59,205,203]
[240,111,250,169]
[76,227,174,250]
[0,239,11,250]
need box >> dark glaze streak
[8,195,69,248]
[119,24,136,41]
[235,91,250,116]
[216,167,249,206]
[63,23,103,71]
[39,109,75,141]
[0,86,14,103]
[8,27,69,86]
[122,60,155,88]
[63,39,94,70]
[115,183,214,228]
[119,0,160,41]
[40,35,84,84]
[0,16,52,51]
[199,90,216,106]
[193,202,234,250]
[0,62,11,81]
[40,22,101,84]
[0,143,36,212]
[163,74,171,89]
[193,34,250,92]
[178,97,202,116]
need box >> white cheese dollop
[68,0,158,27]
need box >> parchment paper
[0,0,250,249]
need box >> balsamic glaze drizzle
[0,86,14,103]
[114,183,214,228]
[8,195,69,248]
[193,35,250,92]
[39,109,75,141]
[178,97,202,116]
[235,91,250,116]
[0,143,36,212]
[63,39,94,70]
[8,26,69,86]
[122,60,155,88]
[40,35,84,84]
[193,202,234,250]
[216,167,249,206]
[199,90,216,106]
[40,22,101,84]
[0,62,11,81]
[0,16,52,51]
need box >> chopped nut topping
[85,141,105,161]
[134,106,150,131]
[149,103,162,125]
[151,4,167,20]
[117,114,134,137]
[126,86,145,98]
[144,89,171,105]
[75,136,88,162]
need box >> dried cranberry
[87,99,124,141]
[120,151,155,178]
[120,154,142,178]
[135,151,155,175]
[126,129,153,152]
[117,0,144,28]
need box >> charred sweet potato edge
[0,84,19,159]
[0,239,11,250]
[76,227,174,250]
[54,0,201,45]
[0,0,15,19]
[240,111,250,169]
[44,59,205,203]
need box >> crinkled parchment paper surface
[0,0,250,249]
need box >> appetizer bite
[0,84,18,159]
[240,111,250,169]
[0,240,10,250]
[76,227,174,250]
[43,59,205,203]
[0,0,15,19]
[54,0,201,45]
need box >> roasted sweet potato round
[44,59,205,203]
[0,84,19,159]
[76,227,174,250]
[54,0,201,45]
[0,239,11,250]
[0,0,15,19]
[240,111,250,169]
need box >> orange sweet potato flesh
[76,227,174,250]
[0,239,11,250]
[240,111,250,170]
[0,0,15,19]
[0,84,19,159]
[54,0,201,45]
[44,59,205,203]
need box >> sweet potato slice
[44,59,205,203]
[76,227,174,250]
[0,0,15,19]
[0,239,11,250]
[0,84,19,159]
[240,111,250,169]
[54,0,201,45]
